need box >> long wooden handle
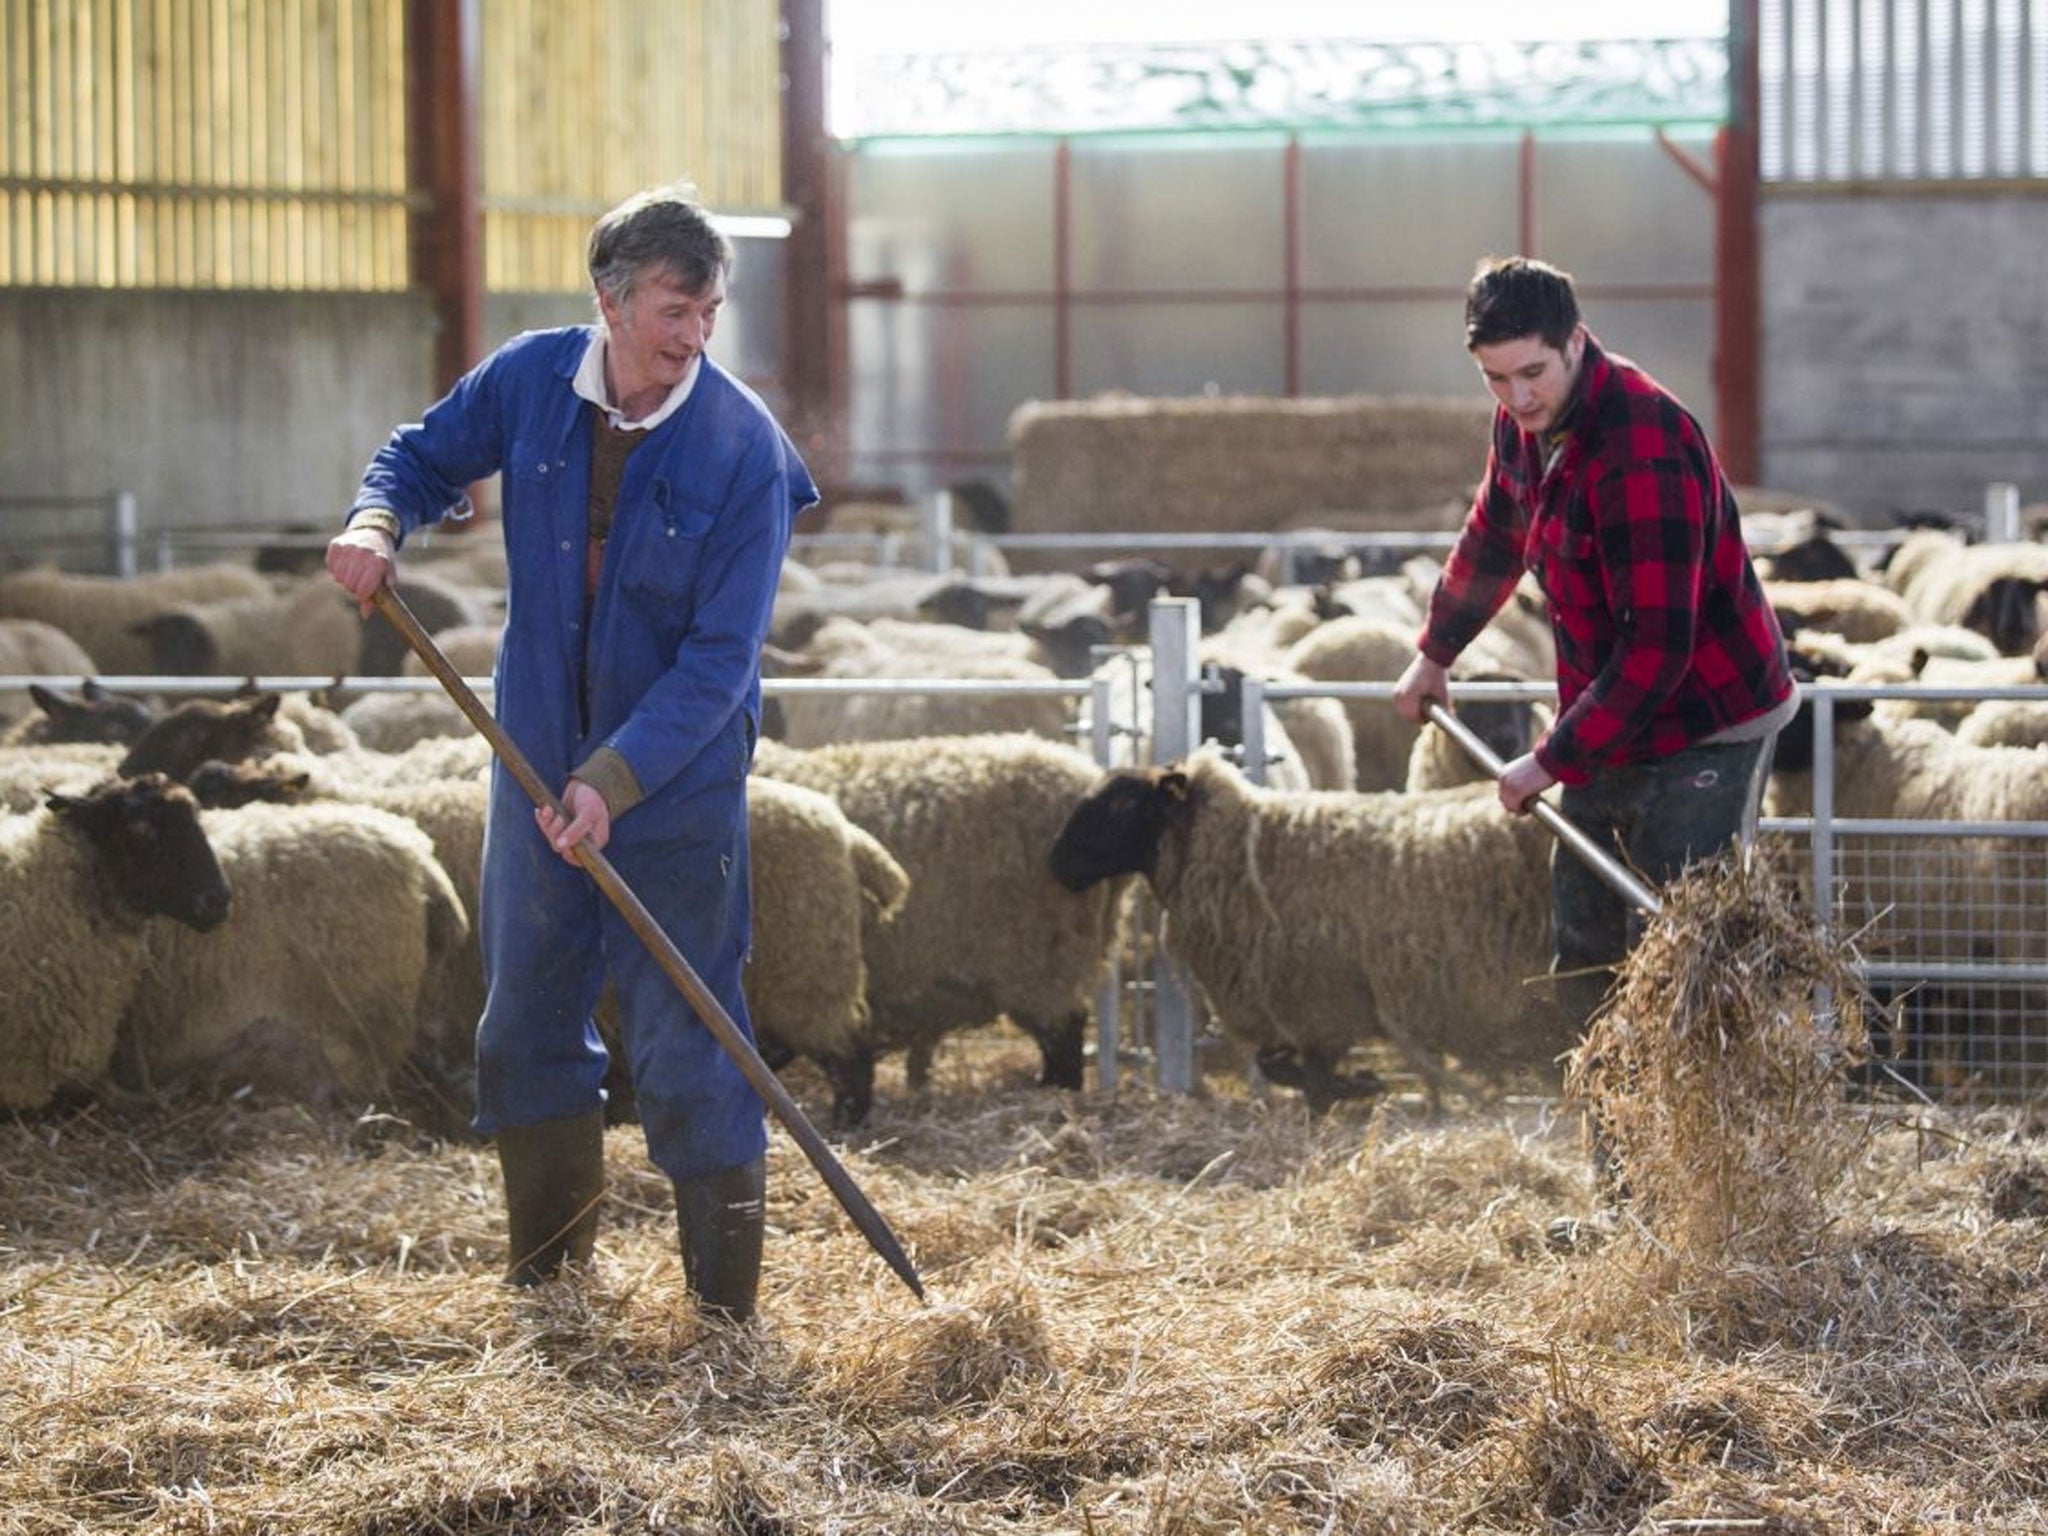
[372,585,926,1301]
[1425,700,1663,916]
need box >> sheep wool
[745,776,909,1115]
[122,801,469,1102]
[752,732,1126,1094]
[0,808,154,1108]
[0,619,98,729]
[0,742,124,813]
[0,563,274,676]
[1138,753,1568,1097]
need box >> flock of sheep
[2,501,2046,1122]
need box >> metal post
[923,489,955,574]
[1087,668,1121,1091]
[1811,689,1836,929]
[1148,597,1202,1093]
[1986,482,2022,544]
[1241,674,1267,785]
[109,491,139,578]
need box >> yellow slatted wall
[481,0,784,293]
[1,0,410,289]
[1,0,785,292]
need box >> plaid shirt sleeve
[1533,456,1707,780]
[1418,422,1531,666]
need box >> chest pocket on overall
[617,480,718,632]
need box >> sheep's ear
[1910,647,1931,675]
[238,692,282,722]
[1160,768,1190,802]
[28,684,68,716]
[43,788,79,816]
[80,678,107,701]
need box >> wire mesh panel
[1768,823,2048,1099]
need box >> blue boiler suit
[347,328,815,1181]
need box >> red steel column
[1716,0,1763,482]
[407,0,482,397]
[1517,130,1539,255]
[1053,138,1073,399]
[1283,134,1302,397]
[781,0,836,482]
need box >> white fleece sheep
[131,578,361,679]
[1766,577,1913,644]
[1049,752,1573,1110]
[0,742,124,812]
[337,689,476,751]
[0,776,232,1110]
[1881,528,2048,656]
[0,563,274,676]
[1284,616,1428,791]
[744,775,910,1125]
[773,616,1074,747]
[117,800,469,1103]
[752,732,1128,1100]
[0,619,99,728]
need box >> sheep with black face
[1049,752,1570,1112]
[0,774,232,1110]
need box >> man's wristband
[345,508,403,543]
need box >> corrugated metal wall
[842,130,1720,502]
[481,0,785,292]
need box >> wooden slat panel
[482,0,787,293]
[3,0,779,292]
[2,0,406,289]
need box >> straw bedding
[3,976,2047,1532]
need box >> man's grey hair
[587,183,733,312]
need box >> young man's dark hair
[1464,255,1582,353]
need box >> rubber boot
[674,1157,766,1323]
[496,1110,606,1286]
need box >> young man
[1393,256,1795,1040]
[326,184,816,1319]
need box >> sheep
[337,689,476,751]
[115,800,469,1105]
[1745,506,1859,582]
[0,742,126,812]
[117,692,310,780]
[231,743,493,1074]
[0,618,100,727]
[1048,752,1573,1113]
[1284,616,1423,790]
[1766,577,1913,644]
[400,621,502,681]
[0,680,157,747]
[353,571,491,677]
[129,577,361,679]
[0,563,273,676]
[0,775,232,1111]
[752,733,1129,1104]
[1957,698,2048,750]
[1879,527,2048,656]
[771,616,1074,747]
[742,776,911,1127]
[1404,685,1553,792]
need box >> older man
[327,184,815,1319]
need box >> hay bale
[1007,394,1490,568]
[1565,848,1870,1275]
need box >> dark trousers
[1551,734,1777,1031]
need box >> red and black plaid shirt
[1419,335,1792,785]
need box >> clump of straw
[1565,847,1870,1274]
